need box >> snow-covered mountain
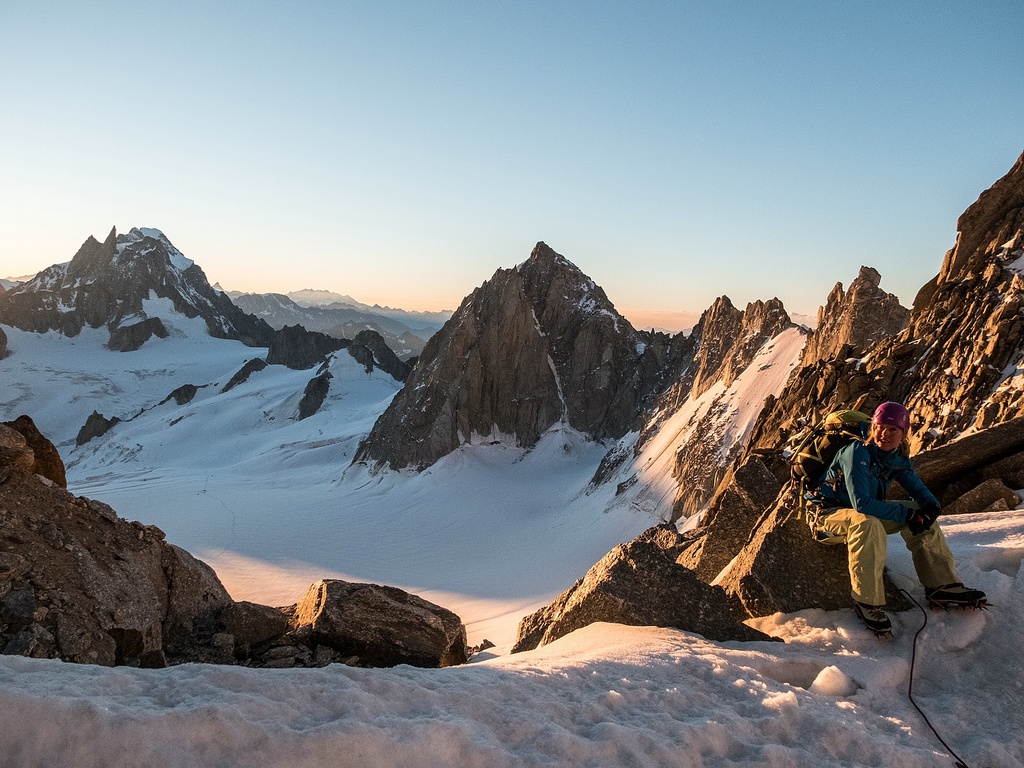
[0,227,273,349]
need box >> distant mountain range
[224,290,449,360]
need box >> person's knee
[847,512,884,536]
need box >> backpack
[788,409,870,511]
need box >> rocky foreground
[0,417,466,669]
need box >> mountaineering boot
[925,583,988,609]
[854,602,892,636]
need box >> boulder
[290,579,468,668]
[219,601,291,655]
[3,415,66,487]
[943,478,1019,516]
[715,494,909,617]
[912,416,1024,499]
[511,525,775,654]
[677,457,781,581]
[0,425,35,474]
[0,469,232,667]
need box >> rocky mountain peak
[688,296,792,399]
[354,243,687,470]
[938,151,1024,285]
[800,265,909,366]
[0,227,273,349]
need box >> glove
[906,503,940,535]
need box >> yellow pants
[816,507,959,606]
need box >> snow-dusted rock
[511,524,774,653]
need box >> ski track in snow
[1,322,1023,767]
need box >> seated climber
[812,401,987,635]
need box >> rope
[901,588,972,768]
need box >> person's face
[872,422,905,452]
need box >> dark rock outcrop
[289,579,468,668]
[266,324,347,370]
[3,415,66,488]
[801,266,910,366]
[0,325,8,359]
[160,384,201,406]
[298,371,331,419]
[76,411,121,447]
[0,227,273,347]
[222,358,268,393]
[349,329,412,381]
[355,242,691,470]
[107,317,170,352]
[511,524,774,653]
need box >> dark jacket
[816,441,939,523]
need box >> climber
[812,401,987,635]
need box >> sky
[1,2,1022,331]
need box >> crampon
[924,583,990,611]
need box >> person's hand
[906,503,940,535]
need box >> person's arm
[895,464,941,510]
[838,443,914,522]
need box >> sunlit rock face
[355,242,691,470]
[741,151,1024,468]
[0,227,273,348]
[800,266,909,367]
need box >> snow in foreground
[1,509,1021,768]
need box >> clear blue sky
[1,2,1021,330]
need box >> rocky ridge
[800,266,910,367]
[740,151,1024,471]
[231,291,434,359]
[517,153,1024,648]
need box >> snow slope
[2,319,1022,767]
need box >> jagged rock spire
[354,242,689,470]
